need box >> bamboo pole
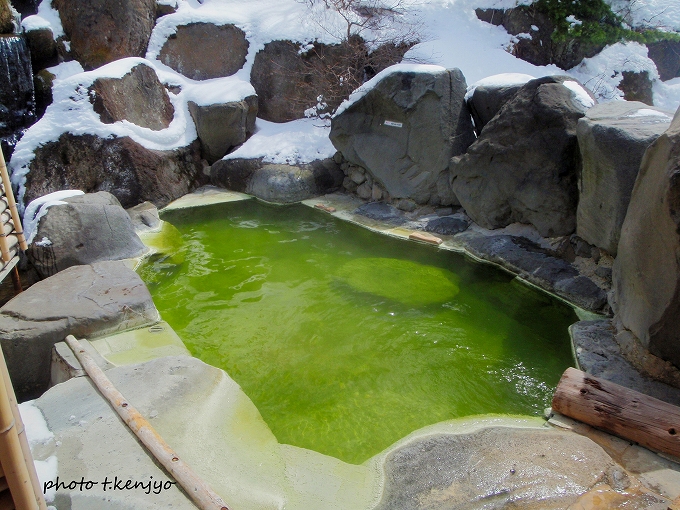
[0,356,39,509]
[64,336,230,510]
[0,348,45,510]
[0,150,26,252]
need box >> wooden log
[552,367,680,458]
[64,336,230,510]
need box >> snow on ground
[607,0,680,31]
[12,0,680,200]
[18,401,58,503]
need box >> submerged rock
[26,191,147,278]
[451,76,591,238]
[612,107,680,368]
[53,0,156,70]
[159,23,249,80]
[210,157,343,203]
[89,63,175,131]
[330,66,475,206]
[576,101,672,255]
[0,261,159,400]
[24,133,203,209]
[457,232,606,311]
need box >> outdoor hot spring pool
[138,199,577,465]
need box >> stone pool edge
[23,186,680,510]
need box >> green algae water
[139,200,577,464]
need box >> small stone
[371,184,383,202]
[435,207,454,217]
[395,198,417,212]
[356,182,372,199]
[343,176,358,193]
[333,151,343,164]
[350,167,367,185]
[595,266,612,281]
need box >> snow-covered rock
[26,191,147,278]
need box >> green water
[139,200,577,465]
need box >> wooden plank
[552,367,680,458]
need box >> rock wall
[576,101,671,255]
[612,107,680,368]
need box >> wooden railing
[0,150,26,292]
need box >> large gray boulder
[211,157,344,203]
[576,102,672,255]
[450,76,592,237]
[53,0,156,70]
[89,63,175,131]
[375,428,616,510]
[0,260,159,400]
[188,95,257,164]
[26,192,147,278]
[159,23,249,80]
[23,133,203,209]
[612,107,680,368]
[330,66,475,206]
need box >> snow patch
[334,63,447,117]
[465,73,535,100]
[23,190,84,244]
[19,401,53,445]
[223,118,335,164]
[21,15,52,32]
[567,42,660,103]
[18,401,58,503]
[627,108,673,118]
[563,80,596,109]
[34,0,63,38]
[183,77,256,106]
